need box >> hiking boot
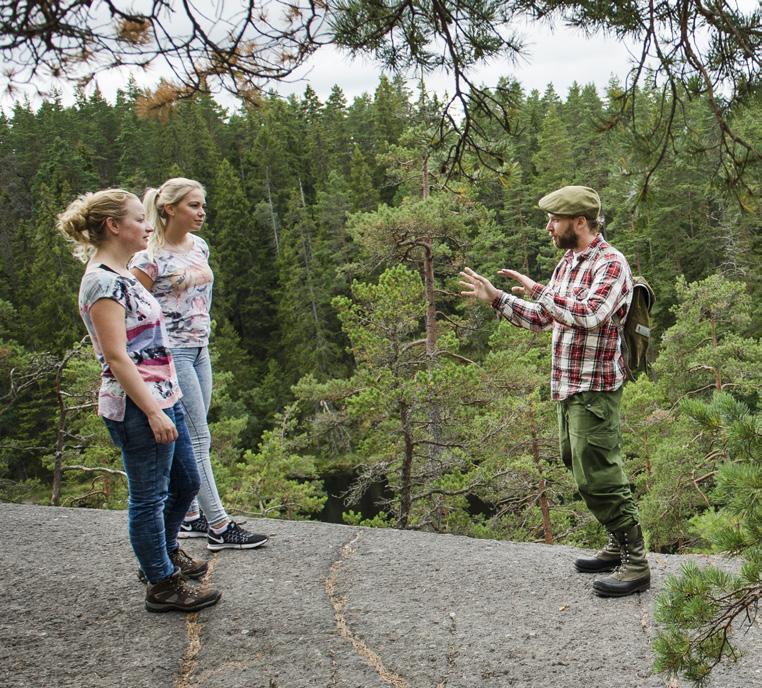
[178,513,209,539]
[145,570,222,613]
[170,548,208,578]
[137,548,208,584]
[593,524,651,598]
[575,533,622,573]
[207,521,268,551]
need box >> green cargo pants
[557,387,639,532]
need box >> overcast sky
[269,20,641,104]
[5,18,644,113]
[4,0,757,112]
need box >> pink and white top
[130,235,214,348]
[78,266,182,421]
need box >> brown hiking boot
[574,533,621,573]
[169,548,208,579]
[593,524,651,597]
[145,570,222,613]
[137,548,208,584]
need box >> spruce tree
[209,158,278,364]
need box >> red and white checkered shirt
[493,234,633,401]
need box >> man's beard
[554,220,579,250]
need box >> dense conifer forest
[0,71,760,683]
[0,74,759,536]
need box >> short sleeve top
[78,266,182,421]
[130,234,214,348]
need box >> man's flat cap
[538,186,601,217]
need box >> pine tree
[654,393,761,686]
[654,274,762,403]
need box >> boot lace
[173,574,197,598]
[611,533,630,575]
[171,548,193,567]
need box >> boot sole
[145,591,222,613]
[592,580,650,598]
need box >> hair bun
[57,194,93,243]
[57,188,134,262]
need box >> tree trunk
[51,361,66,506]
[265,167,280,255]
[710,318,722,391]
[530,403,553,544]
[398,401,414,529]
[420,156,444,528]
[422,240,437,358]
[297,177,325,371]
[422,153,430,200]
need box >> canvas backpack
[620,276,655,382]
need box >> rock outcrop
[1,503,759,688]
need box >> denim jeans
[105,398,200,584]
[171,346,228,527]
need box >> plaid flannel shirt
[493,234,633,401]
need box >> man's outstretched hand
[497,268,540,295]
[459,268,500,303]
[460,267,542,304]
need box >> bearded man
[460,185,649,598]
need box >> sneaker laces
[226,521,246,543]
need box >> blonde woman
[132,178,267,550]
[58,189,221,613]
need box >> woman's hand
[459,267,501,303]
[147,410,178,444]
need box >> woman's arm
[90,298,177,443]
[130,268,155,292]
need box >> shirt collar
[566,233,604,264]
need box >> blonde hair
[57,189,138,262]
[143,177,205,257]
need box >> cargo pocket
[582,395,607,420]
[580,393,612,434]
[587,431,618,450]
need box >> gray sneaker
[145,571,221,613]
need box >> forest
[0,73,760,680]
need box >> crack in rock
[436,612,459,688]
[175,554,219,688]
[325,531,409,688]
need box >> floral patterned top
[78,266,182,421]
[130,234,214,348]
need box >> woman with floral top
[132,178,268,550]
[58,188,221,613]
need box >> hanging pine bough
[0,1,759,184]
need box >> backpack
[620,276,655,382]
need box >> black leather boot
[593,524,650,597]
[574,533,621,573]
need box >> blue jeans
[105,399,200,584]
[171,346,228,527]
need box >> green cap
[538,186,601,217]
